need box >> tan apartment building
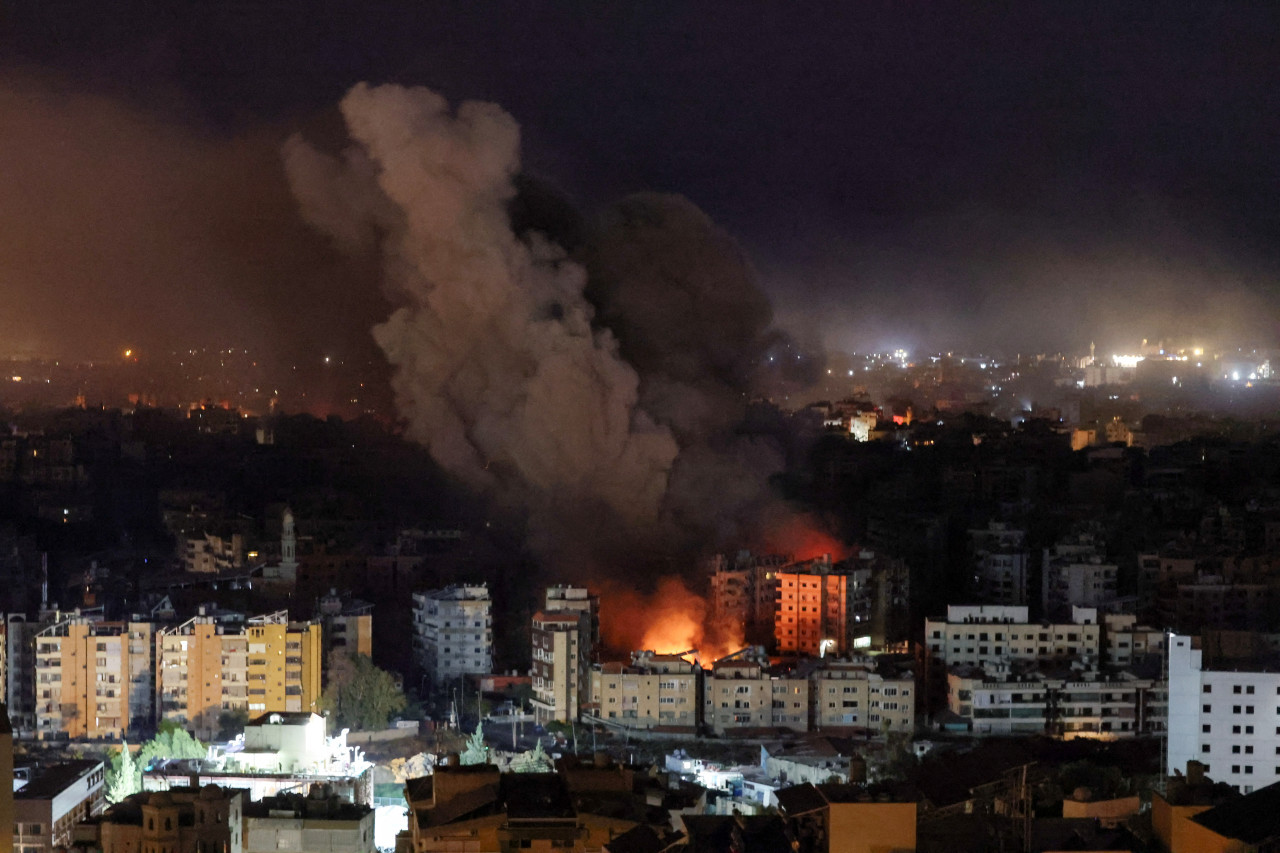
[811,658,914,734]
[775,557,850,657]
[588,652,700,732]
[702,648,809,735]
[34,617,153,741]
[156,611,322,740]
[530,610,589,724]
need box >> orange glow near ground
[600,576,743,665]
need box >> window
[1204,725,1212,733]
[1202,745,1211,753]
[1204,705,1213,713]
[1248,686,1256,695]
[1235,685,1243,694]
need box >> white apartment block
[1167,633,1280,794]
[925,605,1101,670]
[947,665,1165,738]
[412,585,493,686]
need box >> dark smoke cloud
[0,72,383,366]
[286,83,819,567]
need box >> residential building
[184,531,245,574]
[810,658,914,734]
[702,648,808,736]
[970,521,1030,605]
[1102,613,1166,667]
[708,552,785,646]
[1043,555,1119,614]
[543,584,599,650]
[774,555,852,657]
[33,616,153,741]
[6,614,39,736]
[775,783,917,853]
[412,585,492,686]
[1,705,12,853]
[530,610,589,725]
[946,663,1166,739]
[1167,632,1280,793]
[155,610,323,740]
[75,785,245,853]
[587,651,700,732]
[316,591,373,660]
[13,760,105,853]
[924,604,1102,670]
[400,764,639,853]
[243,789,374,853]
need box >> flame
[600,576,743,665]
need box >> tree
[320,652,407,731]
[460,723,488,765]
[104,724,205,798]
[216,707,251,741]
[105,742,137,804]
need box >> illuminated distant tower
[280,508,298,582]
[1089,341,1095,366]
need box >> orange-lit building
[156,611,322,740]
[775,556,851,656]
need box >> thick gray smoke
[286,83,816,564]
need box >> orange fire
[757,511,849,563]
[600,577,743,666]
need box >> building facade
[924,604,1102,670]
[530,610,589,725]
[412,585,493,687]
[589,652,701,732]
[33,616,153,741]
[156,611,322,740]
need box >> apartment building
[708,551,785,645]
[1103,613,1167,667]
[947,664,1166,739]
[412,584,493,686]
[811,658,914,734]
[702,648,808,735]
[589,651,700,732]
[543,584,599,649]
[775,556,853,657]
[14,760,105,853]
[529,610,589,724]
[924,604,1102,670]
[156,610,322,740]
[33,616,153,741]
[316,591,373,659]
[1167,633,1280,794]
[970,521,1029,605]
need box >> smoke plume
[286,83,824,572]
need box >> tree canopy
[319,652,407,731]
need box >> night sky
[3,3,1280,360]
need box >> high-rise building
[529,610,589,724]
[775,556,851,657]
[543,585,598,650]
[33,616,154,741]
[412,585,492,687]
[155,610,322,740]
[708,552,784,646]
